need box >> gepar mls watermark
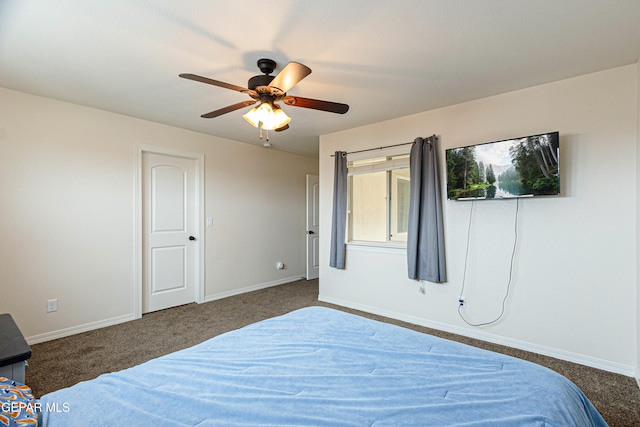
[1,400,70,413]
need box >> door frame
[134,144,205,319]
[306,174,320,280]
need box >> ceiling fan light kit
[242,99,291,131]
[180,58,349,142]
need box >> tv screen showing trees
[446,132,559,200]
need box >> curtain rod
[329,135,437,157]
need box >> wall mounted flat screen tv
[446,131,559,200]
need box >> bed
[39,306,607,426]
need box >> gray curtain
[407,136,446,282]
[329,151,348,269]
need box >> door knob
[189,236,196,241]
[306,230,315,234]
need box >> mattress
[39,306,607,426]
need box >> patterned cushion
[0,377,39,426]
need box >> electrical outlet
[47,299,58,313]
[458,297,466,308]
[419,285,426,294]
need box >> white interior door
[306,175,320,280]
[142,152,198,313]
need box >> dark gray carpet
[28,279,639,426]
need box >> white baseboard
[318,294,636,378]
[24,277,305,345]
[26,314,136,345]
[204,275,305,303]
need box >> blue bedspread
[40,307,607,426]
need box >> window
[347,152,410,246]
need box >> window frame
[390,171,410,242]
[346,147,411,248]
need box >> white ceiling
[1,1,639,158]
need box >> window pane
[390,169,410,242]
[349,171,387,242]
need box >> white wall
[319,65,637,375]
[0,87,317,341]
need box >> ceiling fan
[180,58,349,139]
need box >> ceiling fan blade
[275,124,289,132]
[201,100,256,118]
[283,96,349,114]
[179,73,248,92]
[268,62,312,93]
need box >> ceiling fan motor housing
[247,74,275,90]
